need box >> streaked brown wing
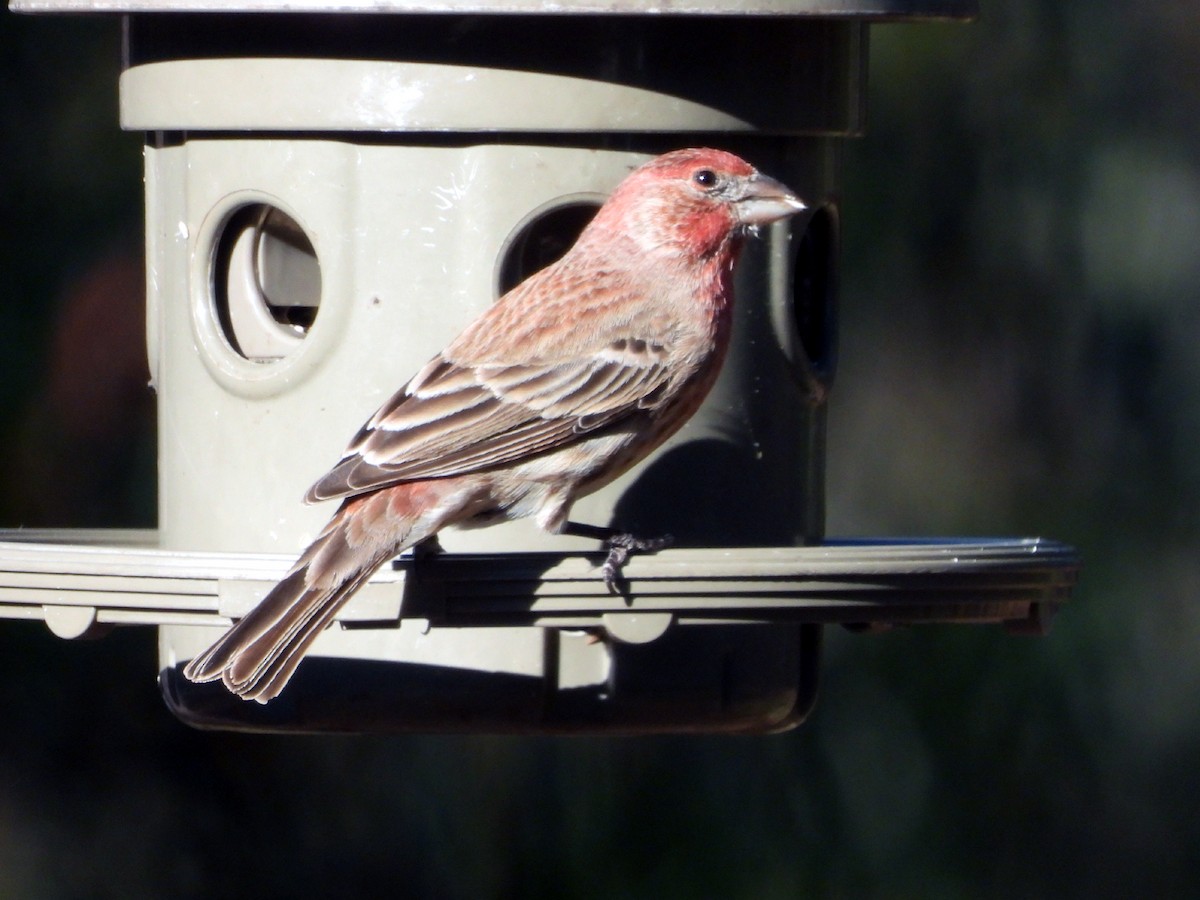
[305,349,674,503]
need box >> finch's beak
[734,174,807,226]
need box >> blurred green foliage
[2,2,1198,897]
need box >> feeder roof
[10,0,977,19]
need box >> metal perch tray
[0,529,1078,639]
[0,529,1078,733]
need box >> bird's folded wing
[304,350,673,503]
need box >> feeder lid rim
[9,0,979,20]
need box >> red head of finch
[184,148,806,702]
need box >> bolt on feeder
[1,0,1079,734]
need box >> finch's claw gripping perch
[561,521,674,591]
[601,532,675,593]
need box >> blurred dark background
[2,3,1198,896]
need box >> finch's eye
[692,168,720,189]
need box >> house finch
[184,148,806,703]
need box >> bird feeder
[1,0,1079,734]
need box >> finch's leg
[409,533,444,560]
[563,522,674,592]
